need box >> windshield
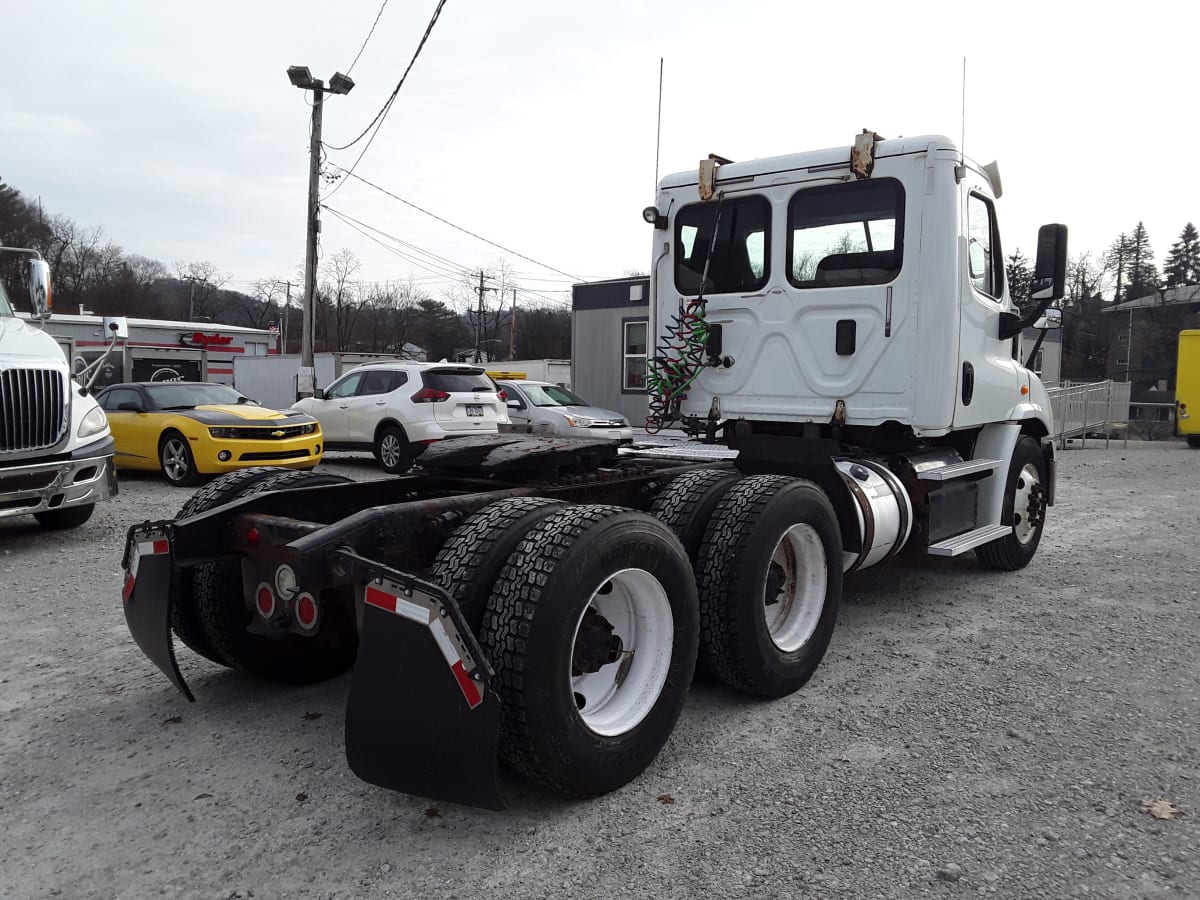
[516,383,588,407]
[0,281,14,317]
[146,383,250,409]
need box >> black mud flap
[121,523,194,702]
[343,560,504,811]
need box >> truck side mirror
[28,259,52,319]
[1031,224,1068,302]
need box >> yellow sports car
[95,381,323,486]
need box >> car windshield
[0,281,14,317]
[516,383,588,407]
[146,383,249,409]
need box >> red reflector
[496,389,507,402]
[256,586,275,618]
[296,593,318,628]
[410,387,450,403]
[246,527,260,546]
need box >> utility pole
[508,288,517,360]
[299,87,323,393]
[473,270,492,363]
[287,65,354,394]
[183,275,198,322]
[273,280,293,353]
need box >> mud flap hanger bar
[333,547,506,811]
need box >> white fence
[1045,380,1131,448]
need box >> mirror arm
[79,331,122,394]
[1024,328,1049,371]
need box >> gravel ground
[1,444,1198,900]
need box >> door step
[927,523,1011,557]
[917,458,1001,481]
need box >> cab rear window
[422,370,494,393]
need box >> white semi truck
[0,249,117,528]
[121,132,1064,809]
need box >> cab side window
[967,193,1004,300]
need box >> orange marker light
[1020,385,1029,396]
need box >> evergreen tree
[1124,222,1158,301]
[1005,249,1034,316]
[1163,222,1200,288]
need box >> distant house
[1102,285,1200,387]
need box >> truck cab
[647,134,1058,440]
[0,254,117,528]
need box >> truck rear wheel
[430,497,566,632]
[194,470,359,684]
[976,436,1048,571]
[650,468,741,563]
[696,475,842,699]
[480,505,698,797]
[171,467,295,664]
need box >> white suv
[291,362,509,473]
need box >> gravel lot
[2,443,1198,899]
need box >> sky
[4,0,1195,309]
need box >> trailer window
[787,179,903,288]
[674,197,770,295]
[623,319,648,391]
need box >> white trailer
[23,313,274,389]
[484,358,572,388]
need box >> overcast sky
[4,1,1194,308]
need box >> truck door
[670,174,915,424]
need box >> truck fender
[972,423,1021,529]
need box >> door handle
[375,401,386,405]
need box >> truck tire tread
[429,497,565,632]
[480,504,698,797]
[696,475,842,698]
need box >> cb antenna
[654,57,664,193]
[959,57,967,178]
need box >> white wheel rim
[569,568,674,737]
[162,439,189,481]
[1012,462,1042,544]
[764,523,827,652]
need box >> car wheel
[159,431,202,486]
[375,425,413,474]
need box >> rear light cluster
[254,565,320,632]
[411,388,450,403]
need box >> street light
[287,65,354,395]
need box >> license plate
[466,405,483,417]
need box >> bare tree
[319,248,362,352]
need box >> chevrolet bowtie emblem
[271,430,285,437]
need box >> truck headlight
[77,406,108,439]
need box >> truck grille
[0,369,67,452]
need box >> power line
[324,165,584,281]
[346,0,390,75]
[324,205,476,279]
[321,0,448,203]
